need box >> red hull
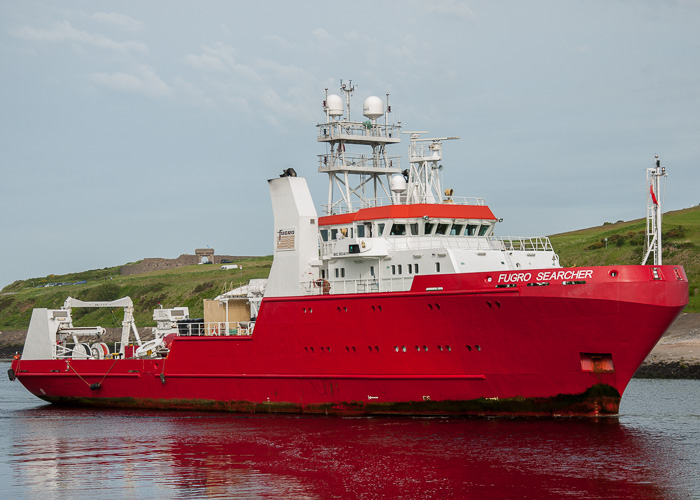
[10,265,688,416]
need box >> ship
[8,82,689,416]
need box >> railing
[495,236,553,252]
[317,153,401,172]
[176,321,254,337]
[317,121,401,142]
[302,277,413,295]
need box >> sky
[1,0,699,289]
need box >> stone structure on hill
[120,249,241,276]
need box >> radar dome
[363,96,384,120]
[326,94,343,116]
[390,174,407,193]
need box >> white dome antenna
[363,96,383,120]
[326,94,343,117]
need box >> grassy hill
[549,205,700,312]
[1,205,697,330]
[0,257,272,330]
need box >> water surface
[1,363,698,499]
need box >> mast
[317,81,402,215]
[642,155,667,265]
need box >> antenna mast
[642,155,667,265]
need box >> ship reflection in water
[7,404,697,499]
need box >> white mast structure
[402,132,460,204]
[642,155,667,265]
[317,80,402,214]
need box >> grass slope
[0,257,272,330]
[549,205,700,312]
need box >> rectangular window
[410,223,419,235]
[465,224,478,236]
[321,269,326,279]
[424,222,435,234]
[365,222,373,237]
[357,224,365,238]
[436,223,450,235]
[408,264,413,274]
[390,223,406,236]
[479,225,490,236]
[370,265,375,277]
[341,268,345,278]
[435,262,441,273]
[331,228,338,240]
[451,224,464,236]
[378,223,385,236]
[398,264,402,274]
[391,265,396,275]
[415,263,419,274]
[320,229,329,242]
[335,268,339,278]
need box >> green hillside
[549,205,700,312]
[0,257,272,330]
[1,205,697,330]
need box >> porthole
[309,308,313,313]
[415,345,420,352]
[352,346,356,352]
[486,301,492,308]
[374,346,379,352]
[428,303,433,310]
[495,301,501,308]
[466,345,472,351]
[372,305,376,311]
[423,345,428,352]
[438,345,443,351]
[402,346,407,352]
[305,347,309,352]
[610,270,618,278]
[321,346,324,352]
[435,303,441,310]
[344,306,348,312]
[447,345,451,352]
[337,306,341,312]
[476,344,481,351]
[310,347,314,353]
[345,346,350,352]
[378,305,383,312]
[368,346,373,352]
[394,346,399,352]
[486,276,493,283]
[327,346,331,352]
[303,307,306,313]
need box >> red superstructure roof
[319,203,497,226]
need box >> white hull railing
[320,235,553,259]
[302,277,413,296]
[176,321,254,337]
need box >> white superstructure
[263,82,560,298]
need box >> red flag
[650,184,658,205]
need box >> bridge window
[479,225,490,236]
[451,224,464,236]
[410,223,419,235]
[356,224,365,238]
[378,223,385,236]
[466,224,478,236]
[436,223,450,235]
[331,229,338,240]
[424,222,435,234]
[320,229,329,242]
[390,223,407,236]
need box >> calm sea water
[1,361,698,499]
